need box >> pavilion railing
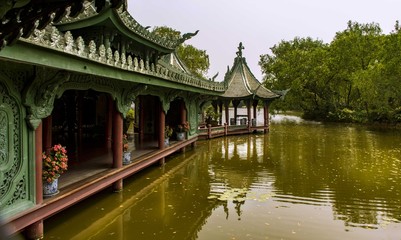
[198,123,269,139]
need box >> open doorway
[52,89,111,164]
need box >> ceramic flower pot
[43,178,59,197]
[165,138,170,147]
[176,132,185,141]
[123,151,131,165]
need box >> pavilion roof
[0,0,124,50]
[56,2,197,55]
[221,43,280,100]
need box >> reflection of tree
[44,124,401,238]
[267,124,401,228]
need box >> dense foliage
[260,21,401,124]
[152,26,210,78]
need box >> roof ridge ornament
[178,30,199,44]
[236,42,244,57]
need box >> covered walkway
[0,3,279,239]
[8,136,196,234]
[58,135,192,189]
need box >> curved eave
[254,84,281,100]
[56,8,175,54]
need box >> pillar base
[25,220,43,240]
[112,180,123,192]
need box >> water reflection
[44,123,401,239]
[267,124,401,229]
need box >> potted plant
[42,144,68,197]
[176,121,190,141]
[124,108,135,138]
[205,105,221,126]
[165,125,173,146]
[123,134,131,165]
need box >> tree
[259,20,401,123]
[152,26,210,78]
[328,21,383,110]
[259,37,331,118]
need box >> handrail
[198,123,269,139]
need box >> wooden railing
[198,123,269,139]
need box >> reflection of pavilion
[45,151,219,240]
[206,134,271,220]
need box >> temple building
[0,1,279,238]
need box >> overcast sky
[128,0,400,81]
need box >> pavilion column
[246,99,252,131]
[158,103,166,165]
[224,101,230,125]
[233,100,240,125]
[105,96,113,149]
[26,122,44,239]
[112,105,123,192]
[139,96,145,143]
[264,101,270,133]
[180,100,186,123]
[253,100,258,127]
[42,115,52,152]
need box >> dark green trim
[56,9,174,53]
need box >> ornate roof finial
[178,30,199,44]
[236,42,244,57]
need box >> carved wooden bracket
[116,84,147,117]
[160,90,181,113]
[23,68,71,130]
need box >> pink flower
[42,144,68,182]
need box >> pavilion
[0,1,279,239]
[199,42,280,138]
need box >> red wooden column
[26,122,44,239]
[180,100,186,124]
[105,96,113,149]
[264,101,270,133]
[35,122,44,204]
[139,96,145,143]
[158,103,166,165]
[253,100,258,127]
[112,105,123,192]
[42,116,52,152]
[247,99,252,131]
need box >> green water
[44,122,401,239]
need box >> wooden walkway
[58,138,161,189]
[7,137,197,234]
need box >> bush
[326,108,366,123]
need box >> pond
[44,116,401,239]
